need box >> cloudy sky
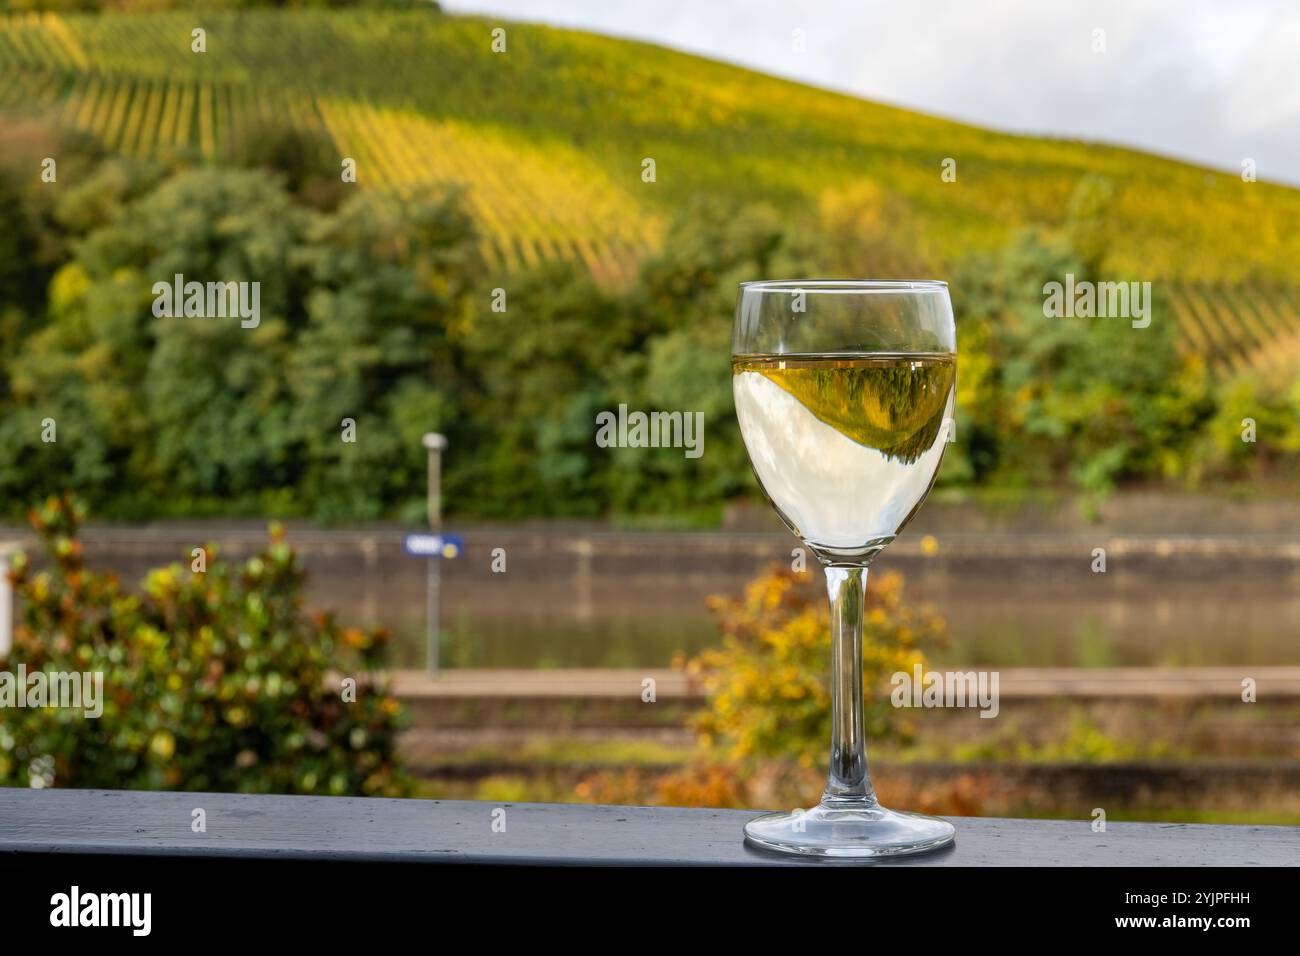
[445,0,1300,186]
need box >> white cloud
[445,0,1300,185]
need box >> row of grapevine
[0,64,308,155]
[0,11,88,71]
[1169,284,1300,376]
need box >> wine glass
[731,279,957,858]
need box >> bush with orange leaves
[578,565,949,811]
[683,564,944,770]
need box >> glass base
[744,801,955,859]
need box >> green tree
[603,199,814,519]
[1,166,479,519]
[457,261,624,516]
[953,230,1213,497]
[290,186,479,519]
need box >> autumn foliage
[579,564,952,811]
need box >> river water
[118,529,1300,669]
[11,527,1296,669]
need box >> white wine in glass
[732,281,957,858]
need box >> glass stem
[822,565,878,807]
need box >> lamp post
[423,433,447,674]
[0,540,16,660]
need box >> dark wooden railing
[1,788,1296,865]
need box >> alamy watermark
[1042,273,1151,328]
[50,886,150,936]
[595,404,704,459]
[152,273,260,328]
[0,664,103,718]
[890,664,999,718]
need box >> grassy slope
[1,9,1298,291]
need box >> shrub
[682,564,944,770]
[0,494,409,795]
[1195,360,1300,481]
[575,565,953,811]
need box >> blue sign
[404,533,463,558]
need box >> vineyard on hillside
[0,10,663,282]
[2,9,1299,371]
[1169,285,1300,376]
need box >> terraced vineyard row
[1170,284,1300,376]
[0,11,88,69]
[0,66,306,157]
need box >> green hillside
[2,7,1298,289]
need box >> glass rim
[738,279,948,293]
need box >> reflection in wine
[732,352,954,564]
